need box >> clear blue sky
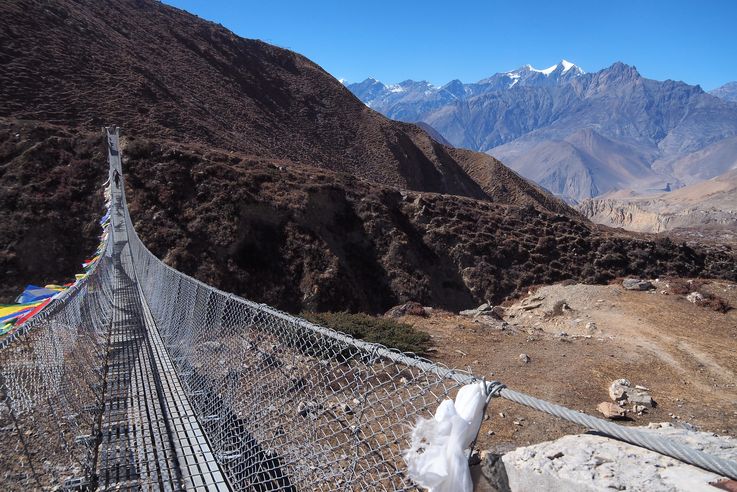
[164,0,737,90]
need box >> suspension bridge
[0,127,735,490]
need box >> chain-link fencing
[0,128,486,490]
[121,177,482,490]
[0,225,115,489]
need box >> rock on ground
[490,423,737,491]
[596,401,627,419]
[609,378,655,407]
[623,278,654,291]
[687,292,705,303]
[460,303,504,320]
[384,301,428,318]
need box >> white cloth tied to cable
[404,382,488,492]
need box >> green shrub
[301,311,433,355]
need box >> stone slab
[495,423,737,491]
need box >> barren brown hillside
[0,0,573,213]
[120,136,736,314]
[399,279,737,451]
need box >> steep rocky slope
[3,117,735,312]
[0,120,105,301]
[1,0,560,205]
[121,136,736,313]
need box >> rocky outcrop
[608,379,654,407]
[622,279,654,291]
[578,198,670,232]
[581,196,737,233]
[484,423,737,491]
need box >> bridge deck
[95,131,229,490]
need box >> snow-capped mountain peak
[527,63,558,75]
[346,60,586,114]
[522,60,583,76]
[560,59,578,73]
[484,60,585,89]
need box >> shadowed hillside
[120,136,736,313]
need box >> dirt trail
[398,279,737,453]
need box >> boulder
[608,378,631,402]
[460,303,504,320]
[597,402,627,419]
[296,400,321,418]
[384,301,428,318]
[686,292,704,304]
[493,423,737,491]
[623,278,654,290]
[628,389,655,407]
[609,379,655,407]
[477,303,491,312]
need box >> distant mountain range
[348,62,737,202]
[711,81,737,102]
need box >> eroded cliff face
[579,169,737,234]
[579,198,737,233]
[579,199,670,233]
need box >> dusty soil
[397,279,737,453]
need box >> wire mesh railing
[0,223,115,489]
[119,149,482,491]
[0,127,486,490]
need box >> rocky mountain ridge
[348,60,585,122]
[349,63,737,202]
[711,81,737,102]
